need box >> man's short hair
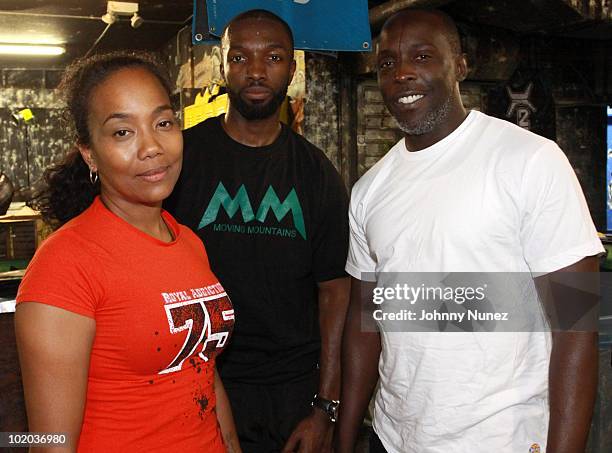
[381,8,463,56]
[222,9,295,51]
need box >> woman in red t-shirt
[15,52,240,453]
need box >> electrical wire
[84,22,113,58]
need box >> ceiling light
[130,12,143,28]
[101,2,140,26]
[108,1,139,15]
[0,44,65,56]
[0,35,64,46]
[101,11,117,24]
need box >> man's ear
[288,58,297,85]
[78,145,96,172]
[455,53,468,82]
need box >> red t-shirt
[17,197,234,452]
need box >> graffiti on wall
[302,54,339,167]
[506,82,537,130]
[0,88,70,201]
[487,69,555,140]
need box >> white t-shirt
[346,111,603,452]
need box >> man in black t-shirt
[165,9,350,453]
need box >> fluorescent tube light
[0,44,65,56]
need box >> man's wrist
[311,394,340,422]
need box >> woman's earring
[89,169,98,185]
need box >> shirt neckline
[92,197,180,247]
[398,110,479,161]
[215,114,289,157]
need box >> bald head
[222,9,294,53]
[380,9,462,56]
[375,7,468,147]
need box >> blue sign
[193,0,372,52]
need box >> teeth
[398,95,424,104]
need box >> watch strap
[311,394,340,422]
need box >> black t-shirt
[165,116,349,384]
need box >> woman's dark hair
[31,50,174,228]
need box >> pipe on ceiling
[369,0,454,31]
[0,10,185,25]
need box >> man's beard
[394,95,452,136]
[228,82,289,120]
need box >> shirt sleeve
[311,158,350,282]
[519,142,604,274]
[16,231,103,318]
[345,185,377,282]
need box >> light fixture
[130,12,143,28]
[0,35,64,46]
[101,11,117,24]
[88,1,142,57]
[101,2,143,28]
[0,44,65,56]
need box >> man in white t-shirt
[335,8,604,453]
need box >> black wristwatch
[311,394,340,423]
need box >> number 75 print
[158,293,234,374]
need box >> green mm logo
[199,182,306,239]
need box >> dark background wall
[302,53,340,169]
[0,73,70,201]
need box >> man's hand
[282,409,333,453]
